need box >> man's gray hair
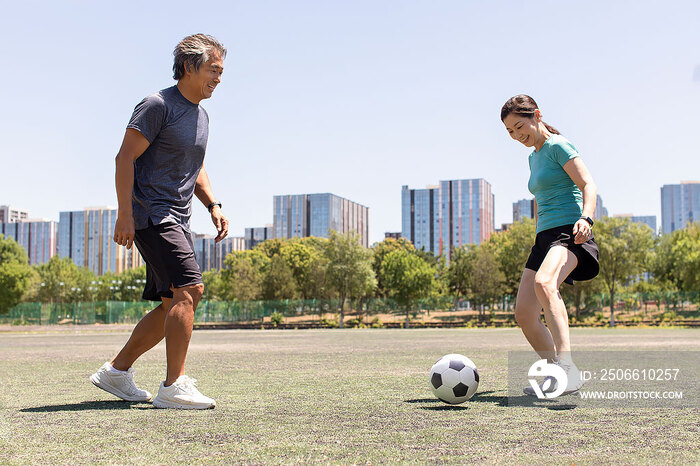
[173,34,226,80]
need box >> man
[90,34,228,409]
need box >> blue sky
[1,1,698,243]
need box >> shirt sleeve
[126,95,166,143]
[551,138,580,167]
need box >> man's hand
[211,207,229,243]
[114,213,136,249]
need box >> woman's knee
[534,272,558,298]
[514,302,541,327]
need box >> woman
[501,94,599,396]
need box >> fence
[1,292,697,326]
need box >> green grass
[1,328,698,464]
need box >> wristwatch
[580,216,594,226]
[207,201,222,212]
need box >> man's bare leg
[111,297,172,371]
[164,283,203,386]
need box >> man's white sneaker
[558,361,585,395]
[152,376,216,410]
[90,362,152,402]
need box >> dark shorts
[525,224,600,285]
[133,220,203,301]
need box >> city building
[661,181,700,234]
[273,193,369,247]
[512,198,535,222]
[58,207,143,275]
[0,205,29,223]
[614,214,657,234]
[244,225,273,250]
[384,232,401,240]
[0,219,57,265]
[595,194,609,220]
[401,178,495,257]
[194,234,245,272]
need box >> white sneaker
[152,376,216,410]
[558,360,585,395]
[90,362,152,402]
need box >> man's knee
[173,283,204,306]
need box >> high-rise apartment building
[401,179,495,257]
[0,205,29,223]
[661,181,700,234]
[0,219,57,265]
[614,214,657,234]
[631,215,657,233]
[595,195,609,220]
[273,193,369,247]
[513,198,535,222]
[58,207,143,275]
[194,234,245,272]
[244,225,273,250]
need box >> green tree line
[1,219,699,326]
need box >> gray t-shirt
[127,85,209,230]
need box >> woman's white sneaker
[90,362,152,402]
[152,375,216,409]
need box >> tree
[220,250,269,301]
[447,244,505,319]
[666,222,700,292]
[0,235,34,313]
[35,256,84,303]
[261,254,298,300]
[202,270,223,301]
[465,246,505,319]
[324,231,376,328]
[595,217,656,327]
[371,238,415,298]
[560,278,605,321]
[445,245,473,308]
[279,238,326,299]
[487,218,535,298]
[381,248,436,328]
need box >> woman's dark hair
[500,94,560,135]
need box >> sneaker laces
[175,376,200,394]
[121,368,141,395]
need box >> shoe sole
[90,374,152,402]
[152,398,216,410]
[561,386,583,396]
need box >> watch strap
[580,216,594,226]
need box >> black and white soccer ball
[429,354,479,404]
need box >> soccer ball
[429,354,479,404]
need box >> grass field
[1,327,698,464]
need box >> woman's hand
[573,219,592,244]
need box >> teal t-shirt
[528,134,583,234]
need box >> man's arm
[195,167,229,242]
[114,129,150,249]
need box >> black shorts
[525,224,600,285]
[133,220,203,301]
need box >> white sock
[108,363,127,374]
[558,352,574,366]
